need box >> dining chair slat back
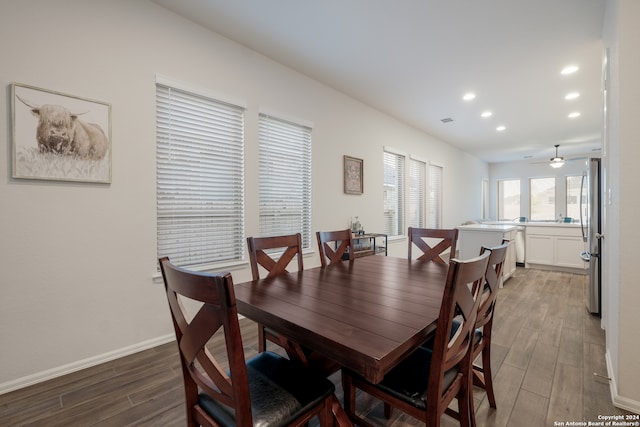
[408,227,459,264]
[247,233,304,280]
[158,257,335,427]
[246,233,304,353]
[316,229,354,266]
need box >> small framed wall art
[11,82,112,183]
[344,155,363,195]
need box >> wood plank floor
[0,267,632,426]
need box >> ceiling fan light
[550,158,565,168]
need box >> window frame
[529,177,557,221]
[497,179,521,220]
[257,112,313,249]
[156,77,246,269]
[383,147,406,237]
[428,163,443,228]
[408,156,427,229]
[565,175,583,221]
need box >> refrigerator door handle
[580,172,587,242]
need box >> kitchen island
[457,223,517,283]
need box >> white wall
[0,0,487,391]
[603,0,640,412]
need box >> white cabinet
[457,224,517,284]
[526,234,555,265]
[555,236,587,268]
[525,225,586,271]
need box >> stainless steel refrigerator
[580,157,602,315]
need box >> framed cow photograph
[11,83,112,183]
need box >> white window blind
[408,157,426,228]
[383,150,405,236]
[258,114,312,249]
[428,164,443,228]
[482,179,489,220]
[156,83,245,267]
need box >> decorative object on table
[11,82,112,183]
[350,216,364,235]
[344,155,363,194]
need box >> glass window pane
[497,179,520,220]
[566,175,583,221]
[530,177,556,221]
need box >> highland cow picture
[11,83,111,183]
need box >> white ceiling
[152,0,605,164]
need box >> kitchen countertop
[457,223,517,232]
[520,222,580,227]
[481,221,580,228]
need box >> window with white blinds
[428,164,443,228]
[383,150,405,236]
[408,157,426,228]
[258,114,312,249]
[156,83,245,267]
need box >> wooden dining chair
[247,233,341,376]
[158,257,335,427]
[341,252,489,427]
[247,233,304,353]
[417,241,509,427]
[471,241,509,412]
[408,227,459,264]
[316,229,354,266]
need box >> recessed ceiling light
[496,125,506,132]
[565,92,580,100]
[481,111,493,118]
[561,65,579,75]
[568,112,581,118]
[463,93,476,101]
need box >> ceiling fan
[530,144,586,168]
[548,144,565,168]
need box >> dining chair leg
[331,394,353,427]
[480,341,496,408]
[469,386,477,427]
[383,402,393,419]
[258,324,267,352]
[458,384,472,427]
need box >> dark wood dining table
[234,255,449,384]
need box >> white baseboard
[0,334,175,396]
[606,349,640,414]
